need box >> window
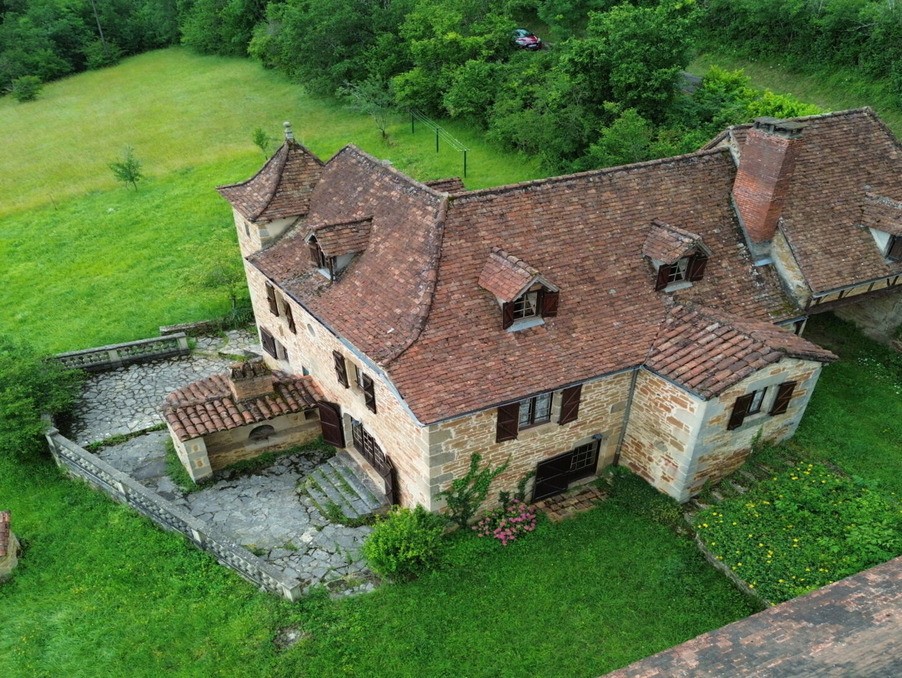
[265,283,279,316]
[283,300,296,334]
[333,351,349,388]
[655,253,708,291]
[308,236,335,279]
[727,382,797,430]
[260,327,277,357]
[248,424,275,442]
[502,286,559,330]
[518,392,552,429]
[361,373,377,413]
[887,235,902,262]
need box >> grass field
[0,48,541,353]
[689,51,902,137]
[0,458,754,677]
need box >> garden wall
[54,333,190,372]
[44,427,304,601]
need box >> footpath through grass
[0,456,753,677]
[0,48,541,353]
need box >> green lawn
[0,458,753,677]
[689,51,902,137]
[0,48,541,353]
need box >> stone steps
[302,453,388,521]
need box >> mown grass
[0,48,541,353]
[689,51,902,137]
[0,456,753,677]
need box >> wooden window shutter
[727,393,754,430]
[888,236,902,262]
[654,264,671,291]
[308,239,321,266]
[284,301,296,334]
[260,327,277,358]
[688,254,708,281]
[362,374,377,413]
[318,401,345,448]
[265,283,279,316]
[558,384,582,425]
[495,403,519,442]
[542,290,559,317]
[769,381,797,416]
[333,351,349,388]
[502,302,515,329]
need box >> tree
[0,336,83,460]
[109,146,143,190]
[339,77,395,140]
[182,230,252,328]
[252,126,273,157]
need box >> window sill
[507,317,545,332]
[663,281,693,293]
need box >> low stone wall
[54,333,190,372]
[159,320,221,337]
[694,533,772,609]
[44,427,305,601]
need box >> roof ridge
[333,145,450,198]
[452,147,730,202]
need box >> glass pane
[519,400,532,427]
[534,393,551,421]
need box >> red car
[513,28,542,50]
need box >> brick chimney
[228,357,275,401]
[732,118,805,247]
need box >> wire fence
[408,108,470,178]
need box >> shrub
[695,462,902,603]
[10,75,43,102]
[0,336,83,460]
[438,453,508,528]
[362,506,447,581]
[472,500,537,546]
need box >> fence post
[463,150,467,178]
[435,128,439,153]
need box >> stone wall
[833,286,902,344]
[619,369,705,500]
[246,264,432,508]
[428,370,633,508]
[54,333,190,372]
[204,412,321,471]
[45,427,304,601]
[234,210,300,260]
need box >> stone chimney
[732,117,805,247]
[283,121,294,143]
[228,357,275,401]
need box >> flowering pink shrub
[472,500,537,546]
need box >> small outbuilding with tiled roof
[163,357,322,482]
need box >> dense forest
[2,0,899,170]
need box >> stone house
[198,109,900,508]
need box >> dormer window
[862,193,902,262]
[478,247,559,332]
[305,218,372,282]
[307,236,336,280]
[886,235,902,262]
[642,220,711,292]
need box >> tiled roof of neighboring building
[478,247,545,302]
[312,218,372,256]
[0,512,9,558]
[424,177,466,193]
[646,304,836,398]
[642,220,711,264]
[163,372,321,441]
[607,556,902,678]
[723,109,902,293]
[217,140,324,222]
[245,145,798,424]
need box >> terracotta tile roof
[247,145,799,424]
[0,511,9,558]
[861,193,902,237]
[727,109,902,293]
[646,304,836,399]
[478,247,548,302]
[311,218,372,256]
[642,220,711,264]
[217,141,324,222]
[424,177,466,193]
[607,556,902,678]
[163,371,322,442]
[250,146,448,364]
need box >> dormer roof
[861,192,902,236]
[217,140,324,222]
[642,220,712,264]
[308,218,373,256]
[478,247,558,302]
